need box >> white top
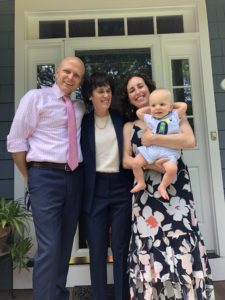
[95,115,120,173]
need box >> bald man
[7,56,85,300]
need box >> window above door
[39,15,185,39]
[25,6,198,40]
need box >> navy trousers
[28,164,83,300]
[83,172,132,300]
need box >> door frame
[64,33,224,253]
[19,33,225,284]
[197,0,225,257]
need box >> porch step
[72,285,114,300]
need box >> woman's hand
[141,128,154,146]
[141,118,195,150]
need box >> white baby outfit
[137,110,181,164]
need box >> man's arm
[12,152,28,184]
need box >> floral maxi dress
[128,125,215,300]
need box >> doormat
[72,284,114,300]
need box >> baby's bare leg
[158,161,177,200]
[130,153,147,193]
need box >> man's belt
[27,161,72,172]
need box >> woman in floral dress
[119,74,215,300]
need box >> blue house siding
[0,0,14,199]
[206,0,225,193]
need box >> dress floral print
[128,125,215,300]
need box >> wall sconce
[220,79,225,90]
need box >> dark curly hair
[81,72,114,111]
[119,73,156,122]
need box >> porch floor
[0,282,225,300]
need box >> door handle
[210,131,217,141]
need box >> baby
[130,88,187,200]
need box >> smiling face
[127,76,150,109]
[55,56,85,95]
[149,89,173,119]
[91,84,112,116]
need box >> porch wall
[206,0,225,194]
[0,0,14,199]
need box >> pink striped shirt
[7,84,85,164]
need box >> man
[7,56,85,300]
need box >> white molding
[13,264,112,289]
[209,258,225,281]
[197,0,225,257]
[24,5,197,40]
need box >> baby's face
[149,96,172,119]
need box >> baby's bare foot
[130,183,146,193]
[158,185,169,200]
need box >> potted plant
[0,197,33,271]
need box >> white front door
[65,34,216,257]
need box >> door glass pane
[171,58,194,133]
[171,59,190,86]
[173,87,192,115]
[37,64,55,88]
[76,48,152,109]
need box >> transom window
[25,7,197,40]
[39,15,184,39]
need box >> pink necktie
[63,95,78,171]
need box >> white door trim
[197,0,225,257]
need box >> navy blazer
[81,108,133,213]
